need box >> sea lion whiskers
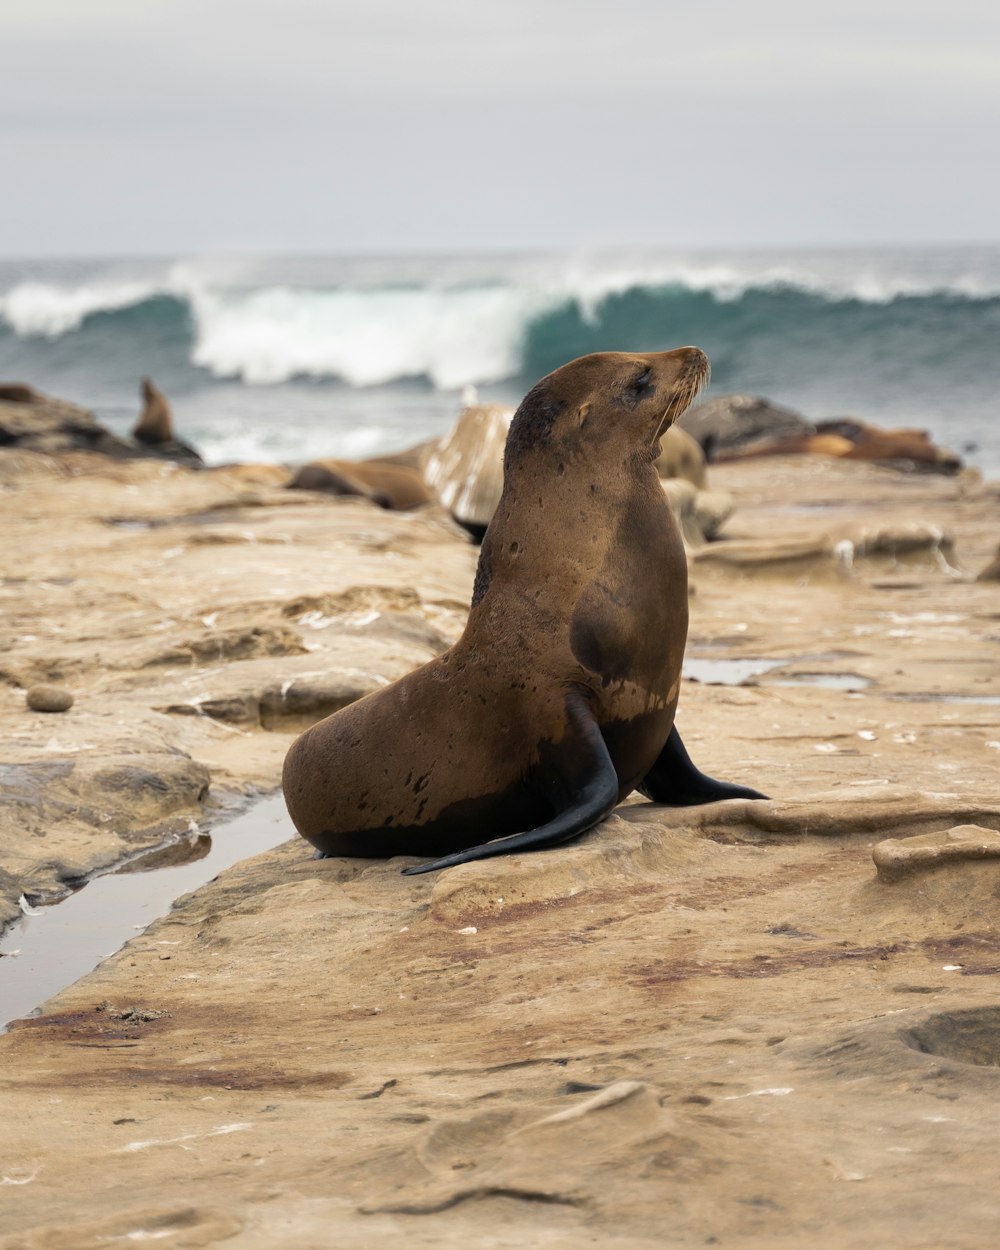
[653,364,708,448]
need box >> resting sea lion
[282,346,766,875]
[288,459,432,510]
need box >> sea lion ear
[577,404,591,427]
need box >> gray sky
[2,0,999,255]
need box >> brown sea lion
[288,459,432,510]
[678,393,814,457]
[134,378,174,445]
[815,419,962,473]
[282,346,766,875]
[714,432,855,462]
[132,378,204,466]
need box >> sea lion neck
[468,457,666,616]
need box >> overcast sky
[2,0,999,255]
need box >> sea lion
[288,459,432,510]
[283,346,766,875]
[815,419,962,473]
[678,393,814,457]
[714,421,962,474]
[132,378,204,466]
[134,378,174,445]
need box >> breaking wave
[3,252,1000,393]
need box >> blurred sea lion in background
[814,419,962,473]
[134,378,173,445]
[288,458,432,510]
[678,393,813,458]
[132,378,204,466]
[712,418,962,475]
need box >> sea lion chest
[568,482,688,713]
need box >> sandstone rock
[423,405,513,533]
[976,543,1000,582]
[0,391,135,458]
[207,462,292,488]
[872,825,1000,883]
[662,479,733,546]
[363,439,439,471]
[655,424,707,487]
[25,684,74,712]
[0,388,203,466]
[1,426,999,1250]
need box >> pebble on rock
[26,685,74,713]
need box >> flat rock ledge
[1,446,999,1249]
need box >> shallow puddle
[683,657,788,685]
[889,692,1000,706]
[683,656,873,692]
[767,672,873,692]
[0,793,292,1032]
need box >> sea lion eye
[631,370,651,392]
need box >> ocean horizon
[2,244,998,477]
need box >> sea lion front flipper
[638,724,768,805]
[401,690,619,876]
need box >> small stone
[26,685,74,713]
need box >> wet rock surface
[0,446,999,1247]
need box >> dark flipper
[401,689,619,876]
[638,725,768,805]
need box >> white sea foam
[3,248,1000,393]
[186,283,560,389]
[0,279,163,338]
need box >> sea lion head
[504,346,709,478]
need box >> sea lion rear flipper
[638,725,767,805]
[401,690,619,876]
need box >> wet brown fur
[282,347,709,861]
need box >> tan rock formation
[422,404,513,532]
[0,444,998,1248]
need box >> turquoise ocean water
[1,247,998,476]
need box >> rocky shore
[1,422,999,1247]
